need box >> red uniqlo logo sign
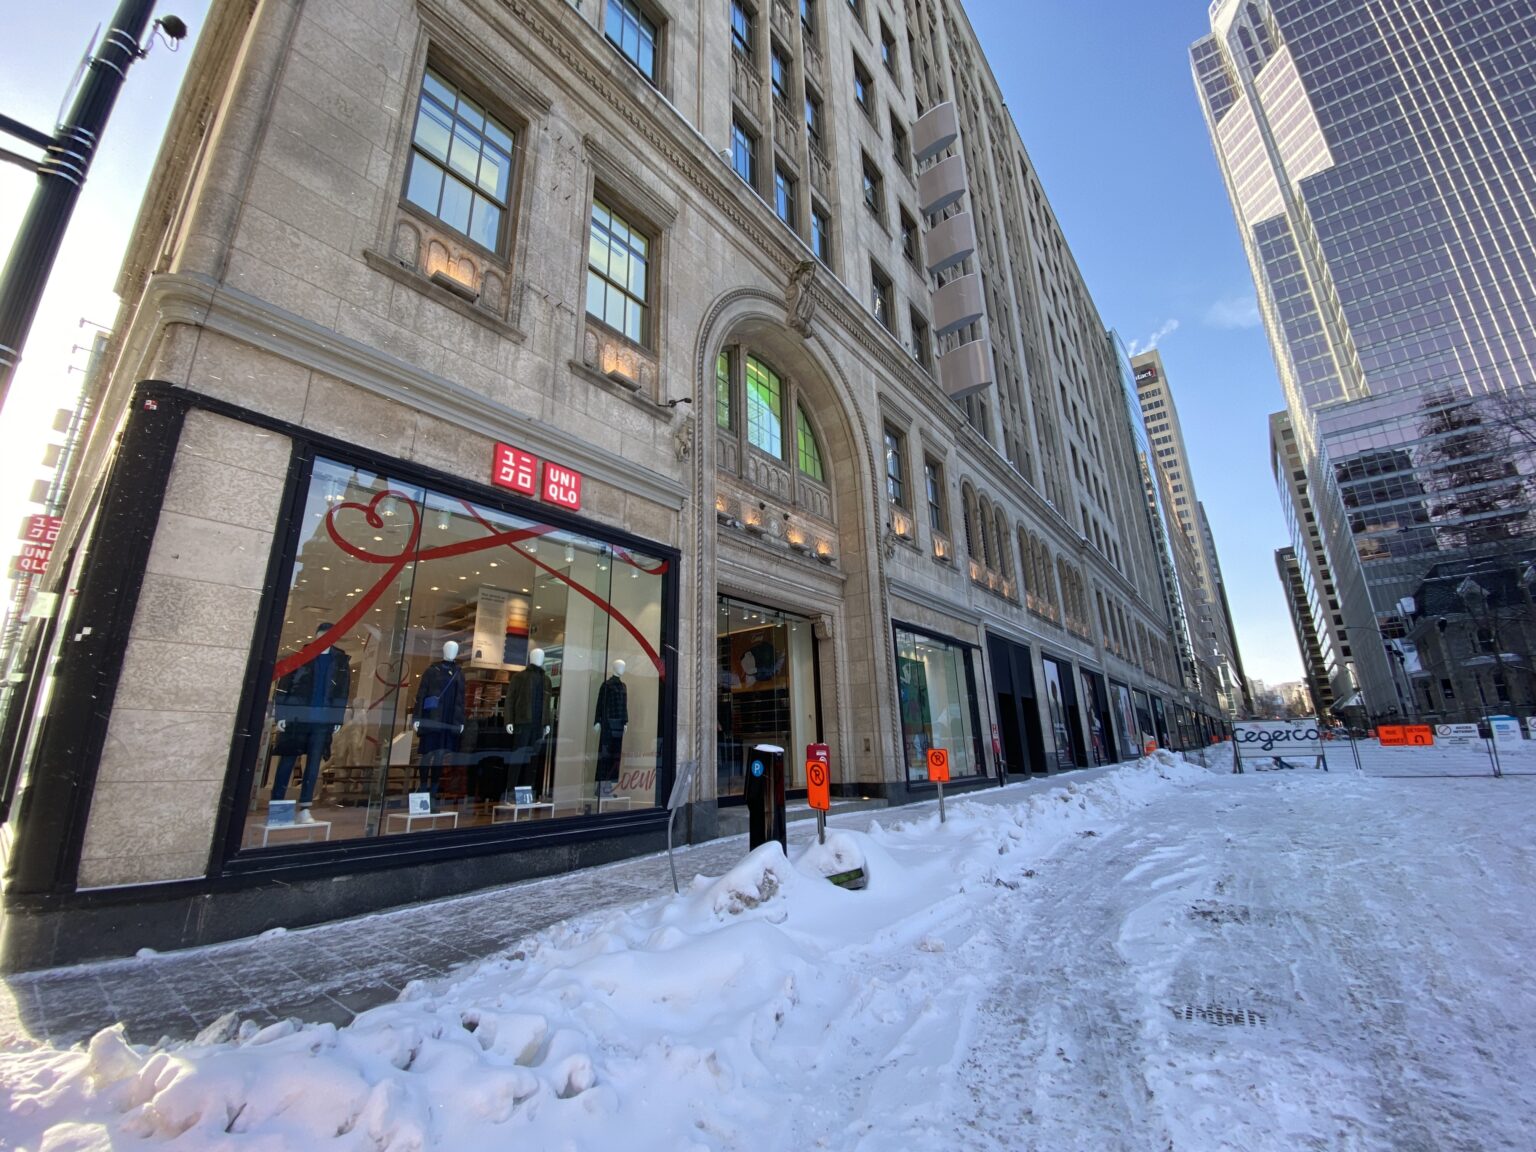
[542,464,582,510]
[16,544,51,574]
[15,516,61,575]
[23,515,61,544]
[492,443,539,496]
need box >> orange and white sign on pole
[806,760,831,811]
[926,748,950,782]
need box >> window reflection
[244,458,668,849]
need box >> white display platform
[384,811,460,833]
[256,820,332,848]
[491,801,555,824]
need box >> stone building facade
[0,0,1224,969]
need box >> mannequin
[593,659,628,795]
[506,647,554,794]
[273,623,352,824]
[412,639,465,803]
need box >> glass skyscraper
[1193,0,1536,716]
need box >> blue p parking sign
[750,759,765,778]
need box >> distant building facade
[1193,0,1536,719]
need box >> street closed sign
[926,747,950,782]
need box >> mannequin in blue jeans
[272,623,352,823]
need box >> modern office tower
[1193,0,1536,718]
[0,0,1226,969]
[1130,349,1247,717]
[1275,546,1334,717]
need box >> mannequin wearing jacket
[272,623,352,823]
[593,659,628,793]
[506,647,553,792]
[413,640,465,801]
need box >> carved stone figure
[786,260,818,336]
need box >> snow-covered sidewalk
[3,749,1534,1150]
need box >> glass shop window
[242,457,668,848]
[893,626,980,782]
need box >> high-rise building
[1130,349,1248,717]
[0,0,1236,969]
[1274,546,1333,717]
[1193,0,1536,718]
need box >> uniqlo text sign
[492,443,538,496]
[16,515,61,575]
[492,444,583,511]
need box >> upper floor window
[890,113,909,172]
[861,153,883,218]
[880,20,896,72]
[924,458,946,530]
[805,91,824,146]
[771,46,791,103]
[774,166,797,227]
[853,56,873,115]
[800,0,817,44]
[900,208,919,264]
[871,261,893,331]
[732,120,758,187]
[586,199,650,345]
[606,0,659,82]
[909,307,931,368]
[812,206,831,265]
[884,427,906,507]
[405,69,515,253]
[716,350,734,430]
[796,406,824,481]
[746,355,784,459]
[731,0,755,60]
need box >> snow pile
[12,749,1528,1150]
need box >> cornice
[146,273,689,511]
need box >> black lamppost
[0,1,186,409]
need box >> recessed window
[746,355,784,459]
[884,426,906,507]
[586,199,650,345]
[771,45,791,103]
[900,208,919,264]
[861,153,883,218]
[812,206,831,265]
[404,69,515,253]
[909,308,931,368]
[796,405,824,481]
[880,20,896,72]
[805,90,823,146]
[847,0,863,20]
[924,458,946,530]
[731,0,755,60]
[800,0,817,45]
[774,166,797,226]
[871,261,893,330]
[716,350,734,429]
[853,56,873,115]
[890,113,909,172]
[731,119,758,187]
[606,0,659,82]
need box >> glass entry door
[716,597,820,799]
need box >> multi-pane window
[884,427,906,507]
[796,405,824,481]
[606,0,659,82]
[716,350,734,429]
[853,56,873,114]
[586,199,650,344]
[880,20,896,72]
[800,0,817,44]
[730,0,754,60]
[909,308,931,368]
[405,69,515,253]
[812,207,831,265]
[871,261,893,330]
[805,91,824,146]
[731,120,757,186]
[891,114,909,172]
[862,153,883,218]
[774,166,797,227]
[925,459,946,530]
[746,355,784,459]
[771,46,790,103]
[900,208,919,264]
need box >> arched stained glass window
[796,404,824,481]
[746,355,784,459]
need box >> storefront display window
[1080,669,1111,766]
[1132,688,1155,750]
[894,625,981,782]
[1109,680,1140,762]
[716,597,819,799]
[243,456,669,848]
[1041,656,1079,771]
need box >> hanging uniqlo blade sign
[491,443,539,496]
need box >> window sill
[363,250,525,344]
[567,358,675,422]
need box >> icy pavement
[2,747,1534,1150]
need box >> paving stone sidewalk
[0,773,1107,1050]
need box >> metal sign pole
[664,760,698,894]
[816,809,825,845]
[937,780,946,824]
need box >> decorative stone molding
[673,414,695,462]
[744,448,791,501]
[786,259,818,337]
[581,320,660,397]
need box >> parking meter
[745,744,787,852]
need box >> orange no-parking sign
[807,760,831,810]
[926,747,950,782]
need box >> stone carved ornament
[786,260,818,336]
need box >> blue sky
[0,1,1303,685]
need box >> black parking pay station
[745,743,787,852]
